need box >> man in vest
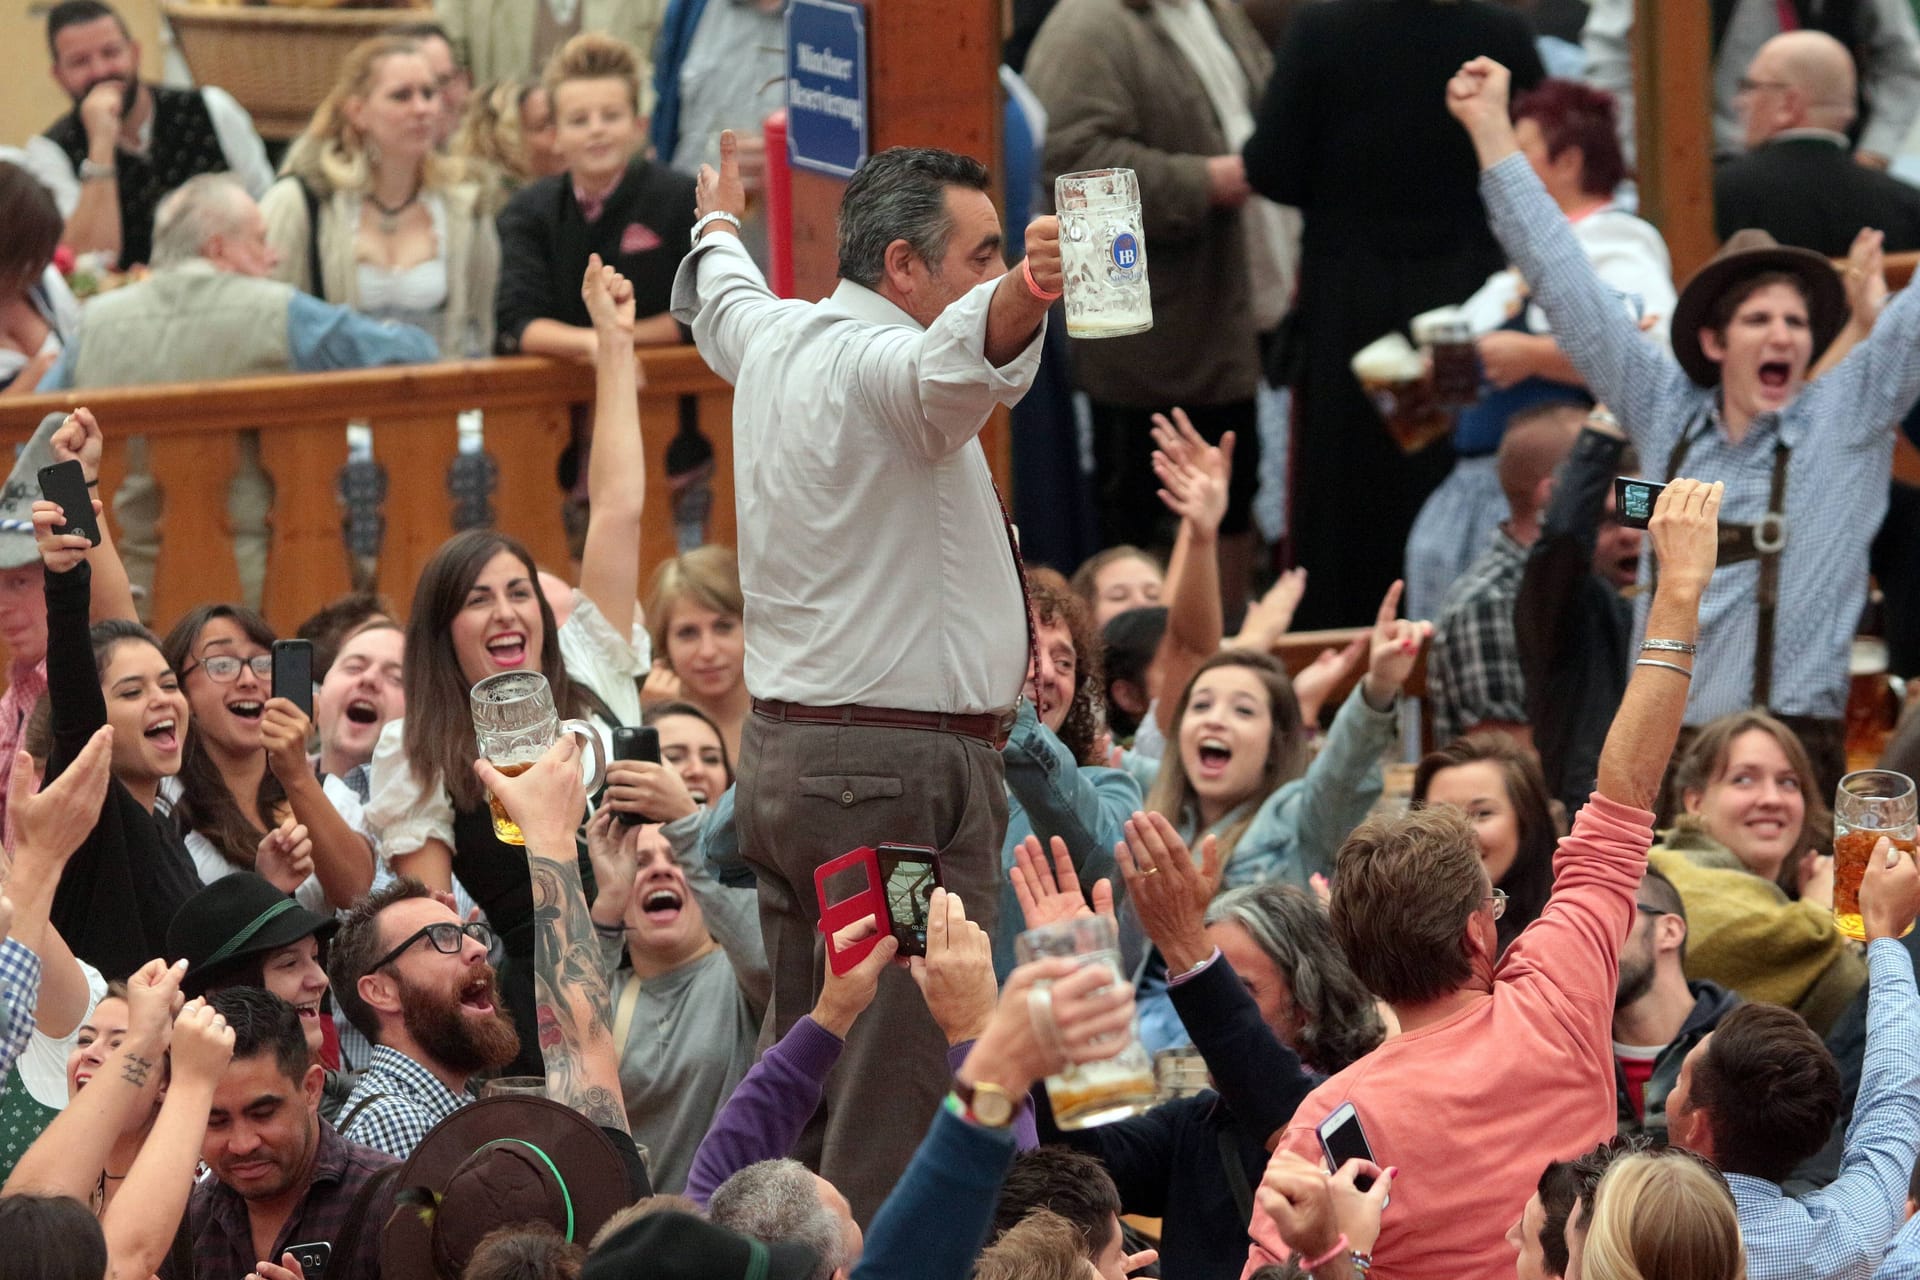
[39,174,435,608]
[25,0,274,269]
[1584,0,1920,169]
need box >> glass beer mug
[1054,168,1153,339]
[1833,769,1918,941]
[1015,915,1158,1128]
[469,671,607,844]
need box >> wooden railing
[0,349,736,636]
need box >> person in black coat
[1714,31,1920,256]
[1242,0,1543,629]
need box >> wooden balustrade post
[1633,0,1717,281]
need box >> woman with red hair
[1405,79,1677,621]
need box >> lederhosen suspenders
[1662,406,1791,707]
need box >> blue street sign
[786,0,868,179]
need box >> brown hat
[381,1096,642,1280]
[1670,229,1848,387]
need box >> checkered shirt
[0,941,42,1099]
[334,1044,471,1159]
[1730,940,1920,1280]
[1483,152,1920,722]
[1428,529,1529,743]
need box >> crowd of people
[5,0,1920,1279]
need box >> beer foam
[1351,332,1425,382]
[1411,306,1471,346]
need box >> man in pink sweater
[1244,478,1724,1280]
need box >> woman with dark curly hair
[1415,731,1562,953]
[988,567,1145,976]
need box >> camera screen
[880,854,936,950]
[1621,482,1655,523]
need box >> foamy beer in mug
[469,671,608,844]
[1015,914,1158,1128]
[1834,769,1918,941]
[1055,169,1153,338]
[1352,332,1450,454]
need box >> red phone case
[816,846,889,976]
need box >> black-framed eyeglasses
[369,921,494,974]
[1736,77,1792,95]
[1485,887,1509,922]
[182,653,273,684]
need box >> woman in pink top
[1240,477,1723,1280]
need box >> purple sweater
[685,1015,1038,1205]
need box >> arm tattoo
[119,1055,152,1087]
[530,856,629,1133]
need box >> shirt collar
[1707,396,1797,450]
[823,279,924,331]
[366,1044,470,1103]
[1767,128,1851,148]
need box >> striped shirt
[1481,152,1920,722]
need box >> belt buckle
[1754,512,1786,556]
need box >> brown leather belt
[752,697,1016,748]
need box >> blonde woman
[451,79,564,213]
[641,546,747,763]
[260,35,501,358]
[1582,1151,1745,1280]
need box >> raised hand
[1115,812,1220,972]
[1362,580,1429,708]
[1861,835,1920,942]
[1011,834,1114,931]
[1024,216,1063,297]
[32,497,99,574]
[585,807,639,929]
[169,997,236,1085]
[50,408,105,481]
[260,698,313,786]
[1842,228,1888,330]
[582,253,637,340]
[255,817,314,894]
[474,733,590,850]
[958,954,1136,1098]
[604,758,698,826]
[812,914,898,1037]
[695,129,748,224]
[1647,478,1724,599]
[1445,57,1514,138]
[1258,1150,1395,1262]
[1234,568,1308,652]
[125,957,188,1051]
[1293,633,1367,726]
[8,725,113,871]
[1150,409,1233,534]
[909,888,998,1046]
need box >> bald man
[1716,31,1920,255]
[1426,400,1587,746]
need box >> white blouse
[365,595,649,862]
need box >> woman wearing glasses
[31,498,200,980]
[160,604,377,913]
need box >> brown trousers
[734,711,1008,1225]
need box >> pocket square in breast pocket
[621,222,663,254]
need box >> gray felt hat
[0,413,69,570]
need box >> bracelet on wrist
[1298,1233,1350,1272]
[1021,257,1062,303]
[1640,638,1696,656]
[591,918,626,939]
[1349,1250,1374,1276]
[1635,658,1692,679]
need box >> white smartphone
[1316,1101,1379,1192]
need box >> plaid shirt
[1483,152,1920,722]
[1428,529,1529,743]
[167,1120,396,1280]
[335,1044,471,1159]
[1733,940,1920,1280]
[0,941,42,1099]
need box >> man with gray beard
[326,878,522,1158]
[1610,866,1740,1145]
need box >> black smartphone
[876,843,943,958]
[36,458,100,546]
[1317,1101,1378,1192]
[284,1241,331,1278]
[1614,476,1666,530]
[611,726,661,824]
[271,639,314,720]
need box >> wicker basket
[163,3,428,141]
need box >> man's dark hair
[390,18,456,51]
[837,147,992,289]
[1639,864,1688,960]
[1533,1138,1643,1276]
[207,987,313,1084]
[295,591,394,679]
[1687,1003,1839,1182]
[46,0,127,58]
[327,877,434,1039]
[992,1148,1120,1263]
[0,1195,108,1280]
[1704,270,1809,337]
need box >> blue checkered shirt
[1428,528,1529,742]
[334,1044,471,1159]
[0,941,42,1099]
[1735,939,1920,1280]
[1482,152,1920,722]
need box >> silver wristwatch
[79,158,116,182]
[690,210,743,248]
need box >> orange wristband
[1022,257,1062,302]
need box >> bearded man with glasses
[323,878,519,1158]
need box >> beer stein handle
[561,719,608,794]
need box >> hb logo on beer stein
[1111,232,1140,278]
